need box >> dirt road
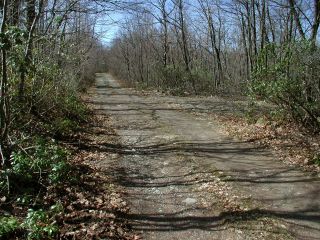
[90,73,320,240]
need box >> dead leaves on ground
[44,114,139,240]
[203,113,320,172]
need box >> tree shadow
[121,208,320,237]
[87,82,320,238]
[116,166,320,238]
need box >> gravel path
[90,73,320,240]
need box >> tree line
[107,0,320,132]
[1,0,319,152]
[0,2,144,238]
[0,0,131,159]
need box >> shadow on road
[86,79,320,239]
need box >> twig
[0,144,5,167]
[0,144,10,195]
[6,174,9,196]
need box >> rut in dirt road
[90,73,320,240]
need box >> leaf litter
[193,110,320,173]
[47,113,140,239]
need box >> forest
[0,0,319,239]
[0,0,134,239]
[107,0,320,132]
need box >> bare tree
[0,0,9,164]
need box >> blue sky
[95,12,123,45]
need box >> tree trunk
[260,0,267,49]
[208,11,223,88]
[19,0,44,101]
[251,0,257,56]
[311,0,320,43]
[288,0,306,40]
[176,0,196,93]
[0,0,9,165]
[267,2,276,43]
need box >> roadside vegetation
[107,1,320,132]
[106,0,319,167]
[0,0,138,239]
[1,0,320,239]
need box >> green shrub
[251,41,320,132]
[0,216,20,238]
[39,92,89,136]
[22,205,62,240]
[7,45,89,139]
[313,154,320,166]
[49,160,71,184]
[60,94,89,122]
[51,118,77,136]
[159,64,200,95]
[4,139,71,195]
[0,205,63,239]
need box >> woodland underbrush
[0,75,89,239]
[0,32,130,239]
[0,0,129,238]
[0,85,134,239]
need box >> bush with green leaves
[0,205,63,239]
[22,206,61,240]
[313,154,320,166]
[251,41,320,132]
[63,94,89,121]
[5,34,90,140]
[50,118,77,136]
[3,139,71,196]
[157,64,204,95]
[160,64,188,93]
[0,216,20,238]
